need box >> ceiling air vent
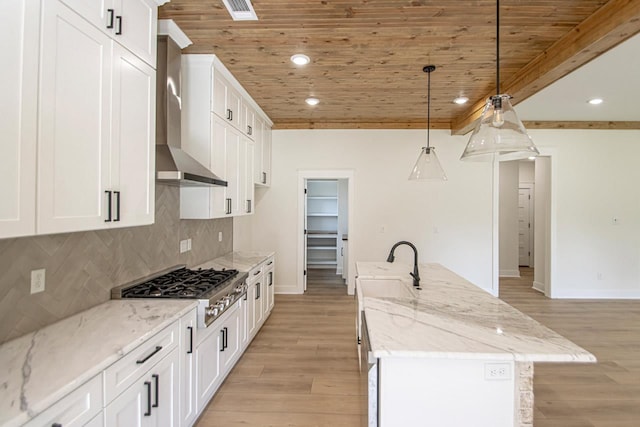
[222,0,258,21]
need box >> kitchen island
[356,262,596,427]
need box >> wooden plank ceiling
[159,0,640,131]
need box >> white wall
[519,160,535,183]
[242,128,640,299]
[247,129,495,294]
[533,156,550,293]
[499,161,520,277]
[530,129,640,298]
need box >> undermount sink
[357,279,415,300]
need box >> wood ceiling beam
[450,0,640,136]
[523,121,640,130]
[273,120,451,130]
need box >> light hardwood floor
[196,268,640,426]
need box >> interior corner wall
[246,129,495,295]
[499,161,520,277]
[533,157,550,293]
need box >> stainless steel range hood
[156,34,226,187]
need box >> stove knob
[206,306,219,317]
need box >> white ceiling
[516,32,640,122]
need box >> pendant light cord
[496,0,500,96]
[427,69,431,149]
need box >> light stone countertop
[0,299,197,427]
[356,262,597,363]
[195,251,275,272]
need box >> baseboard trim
[499,270,521,278]
[532,281,545,293]
[551,289,640,299]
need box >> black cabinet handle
[136,346,163,364]
[256,283,260,299]
[106,9,114,28]
[52,424,62,427]
[114,191,120,222]
[247,199,251,213]
[253,269,261,276]
[105,190,112,222]
[226,198,232,214]
[243,292,247,301]
[144,381,152,416]
[268,271,273,286]
[267,261,273,266]
[187,326,193,354]
[227,109,233,121]
[223,326,228,349]
[220,329,225,351]
[262,172,267,184]
[152,374,159,408]
[247,125,252,135]
[115,15,122,35]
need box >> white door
[518,187,534,267]
[0,0,39,238]
[38,0,112,234]
[111,44,155,228]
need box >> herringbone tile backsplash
[0,185,232,344]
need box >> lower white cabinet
[195,320,222,413]
[264,257,275,315]
[24,374,103,427]
[179,309,197,427]
[218,302,241,373]
[104,346,180,427]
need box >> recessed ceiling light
[453,96,469,105]
[588,98,604,105]
[527,156,536,160]
[291,54,310,65]
[305,97,319,106]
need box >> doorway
[297,170,355,295]
[496,153,554,297]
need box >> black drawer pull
[144,381,152,416]
[220,330,225,351]
[256,283,260,299]
[106,9,114,29]
[136,346,163,364]
[152,374,159,408]
[223,327,228,349]
[267,261,273,266]
[52,424,62,427]
[187,326,193,354]
[105,190,112,222]
[268,271,273,286]
[115,15,122,35]
[114,191,120,222]
[262,172,266,184]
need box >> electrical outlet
[218,232,223,242]
[31,269,46,294]
[180,239,188,253]
[484,363,511,380]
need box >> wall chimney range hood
[156,26,226,187]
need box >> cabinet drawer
[104,321,179,404]
[24,374,103,427]
[247,264,263,284]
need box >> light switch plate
[218,232,223,242]
[180,239,188,253]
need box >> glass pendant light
[460,0,539,162]
[409,65,447,181]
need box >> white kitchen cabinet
[179,309,197,427]
[239,293,249,350]
[105,347,180,427]
[212,69,241,129]
[37,0,113,234]
[244,139,255,214]
[195,320,222,413]
[111,43,156,228]
[264,257,275,315]
[241,99,256,140]
[24,374,103,427]
[59,0,157,67]
[218,302,241,374]
[0,0,39,239]
[31,0,155,236]
[253,117,272,186]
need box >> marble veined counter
[0,299,197,427]
[195,251,275,272]
[356,262,596,363]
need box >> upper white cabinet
[38,0,155,234]
[180,54,272,219]
[0,0,39,238]
[254,116,272,186]
[0,0,158,239]
[59,0,158,67]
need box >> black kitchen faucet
[386,241,421,289]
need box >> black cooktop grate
[121,268,238,299]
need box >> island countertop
[356,262,596,363]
